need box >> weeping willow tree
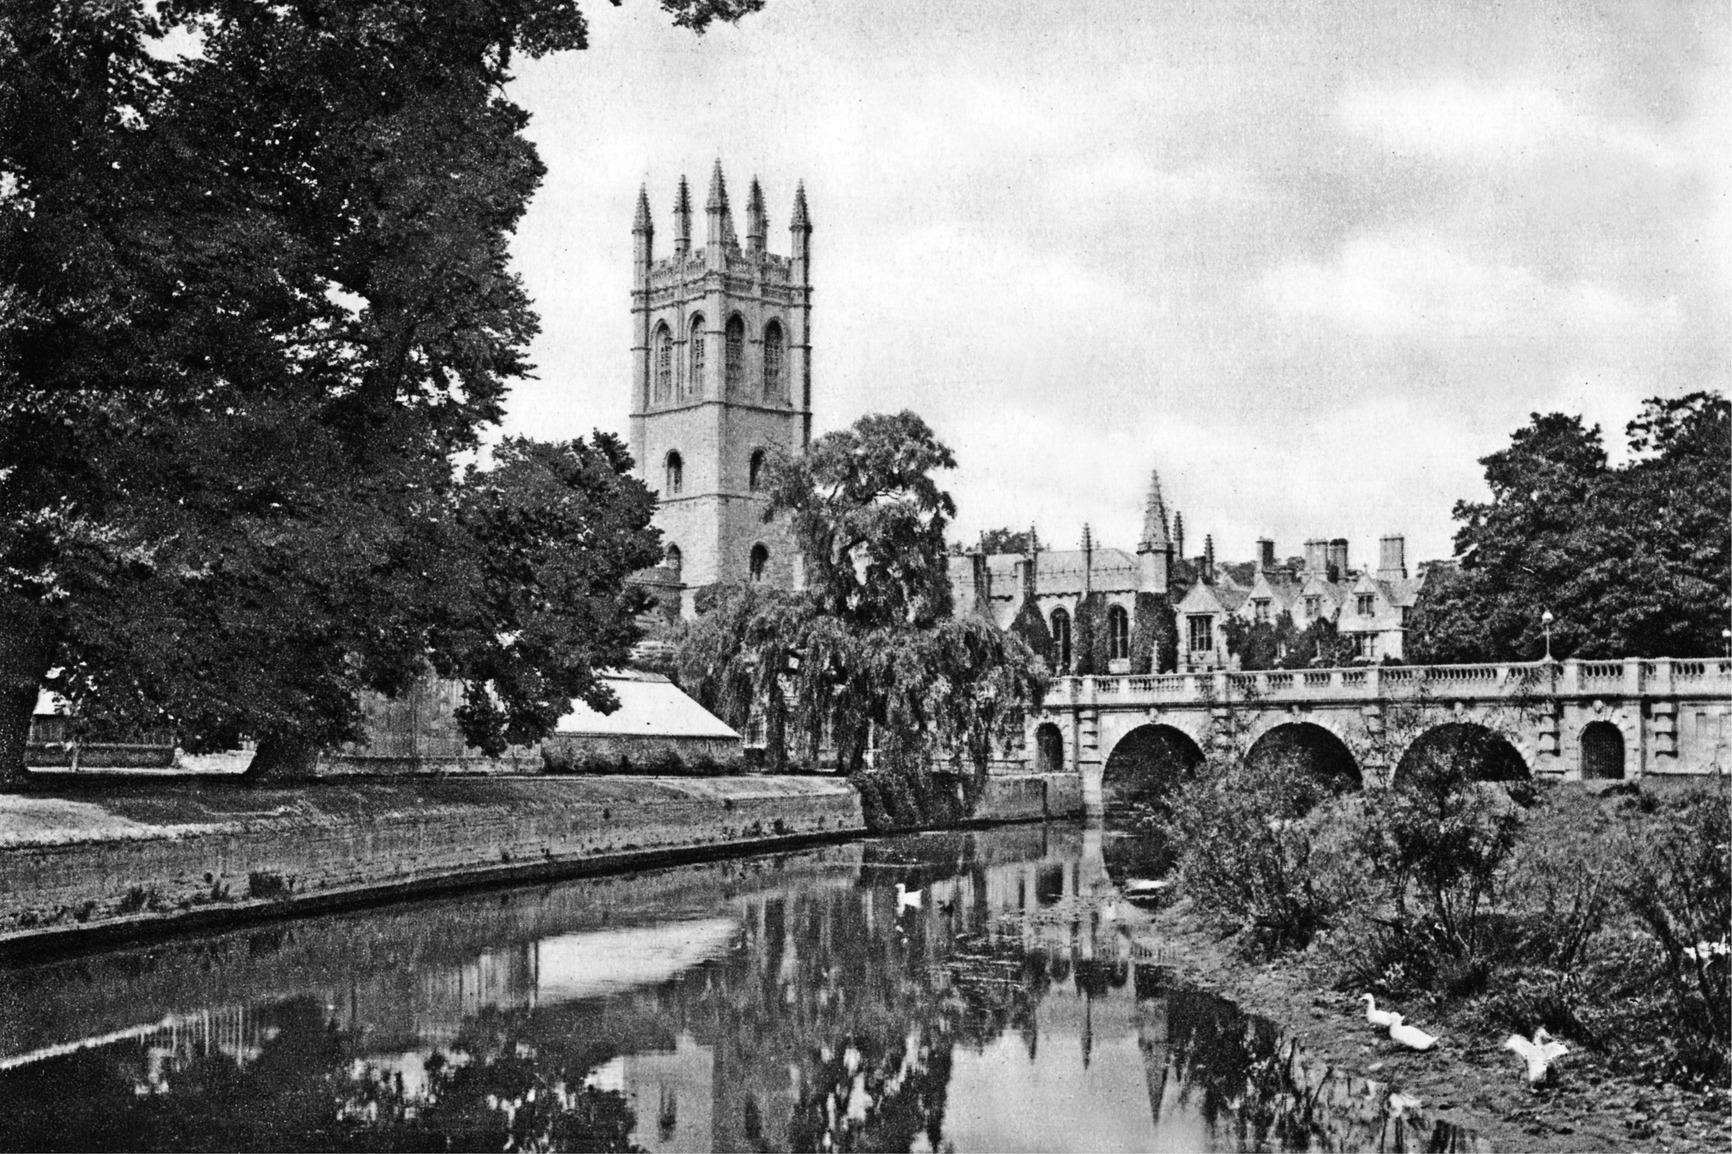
[676,412,1047,793]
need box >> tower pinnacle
[1137,469,1171,552]
[673,175,692,255]
[746,177,766,252]
[706,159,728,213]
[790,181,811,231]
[632,185,652,234]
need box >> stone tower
[630,163,813,613]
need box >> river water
[0,822,1483,1152]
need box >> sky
[499,0,1729,567]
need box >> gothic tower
[630,163,813,613]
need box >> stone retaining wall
[0,772,1081,950]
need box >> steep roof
[556,672,738,739]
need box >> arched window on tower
[664,544,682,576]
[1051,607,1072,672]
[749,543,769,583]
[762,320,784,401]
[748,449,766,492]
[687,315,705,397]
[1107,605,1130,661]
[725,315,745,393]
[653,323,672,404]
[664,451,683,495]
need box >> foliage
[1008,596,1053,664]
[1070,592,1106,676]
[1223,612,1299,671]
[951,527,1031,555]
[1275,615,1355,669]
[1408,393,1730,663]
[1165,751,1371,957]
[852,770,969,832]
[0,0,761,780]
[679,414,1047,785]
[1130,591,1179,673]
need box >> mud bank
[0,773,1078,954]
[1139,900,1732,1154]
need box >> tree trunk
[0,595,54,789]
[244,732,320,782]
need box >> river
[0,821,1482,1152]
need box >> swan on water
[1123,878,1170,895]
[1504,1029,1567,1085]
[894,883,922,911]
[1386,1014,1440,1052]
[1358,994,1399,1028]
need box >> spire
[1137,469,1171,552]
[1173,511,1186,564]
[673,175,692,255]
[632,184,652,234]
[706,159,728,213]
[746,177,766,252]
[705,159,729,252]
[790,181,811,232]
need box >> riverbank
[0,773,1077,955]
[1141,898,1732,1153]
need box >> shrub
[1617,777,1731,1081]
[644,747,685,776]
[1165,753,1372,957]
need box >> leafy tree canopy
[1408,393,1730,663]
[950,528,1032,556]
[0,0,758,779]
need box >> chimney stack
[1328,538,1349,579]
[1378,535,1407,581]
[1304,539,1327,577]
[1257,537,1276,572]
[970,549,991,618]
[1172,511,1185,564]
[1021,526,1040,599]
[1203,534,1215,581]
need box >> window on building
[1304,595,1320,617]
[725,314,745,392]
[1355,633,1376,659]
[1357,593,1375,616]
[749,543,768,582]
[687,315,705,395]
[1253,598,1270,623]
[653,323,672,403]
[664,543,681,574]
[748,448,766,491]
[664,451,683,495]
[1188,614,1213,653]
[1050,608,1072,671]
[1107,605,1129,661]
[1399,606,1410,626]
[763,321,784,401]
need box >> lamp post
[1541,609,1555,662]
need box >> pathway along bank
[0,773,1080,957]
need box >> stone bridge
[1022,657,1732,814]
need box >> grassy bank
[1137,752,1731,1151]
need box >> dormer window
[1304,595,1320,617]
[1253,598,1270,623]
[1357,593,1375,616]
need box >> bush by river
[1149,747,1731,1149]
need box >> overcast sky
[499,0,1728,567]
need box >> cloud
[1256,236,1681,345]
[1337,82,1680,166]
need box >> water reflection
[0,824,1482,1152]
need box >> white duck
[894,883,922,911]
[1359,994,1399,1028]
[1123,878,1171,895]
[1504,1028,1568,1085]
[1386,1014,1440,1052]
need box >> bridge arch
[1395,722,1531,786]
[1245,721,1363,795]
[1101,724,1204,814]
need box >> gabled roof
[1177,582,1246,614]
[1246,571,1302,609]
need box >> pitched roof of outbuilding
[555,672,739,739]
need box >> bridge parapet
[1045,657,1732,709]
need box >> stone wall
[0,777,863,947]
[973,773,1085,822]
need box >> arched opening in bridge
[1034,722,1064,773]
[1245,723,1362,803]
[1102,725,1204,815]
[1580,721,1625,781]
[1395,723,1529,788]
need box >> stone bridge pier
[1022,658,1732,816]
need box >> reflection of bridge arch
[1395,722,1531,785]
[1101,725,1204,814]
[1245,722,1362,793]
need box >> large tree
[0,0,757,781]
[1408,393,1730,663]
[677,412,1046,786]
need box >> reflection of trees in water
[0,998,639,1152]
